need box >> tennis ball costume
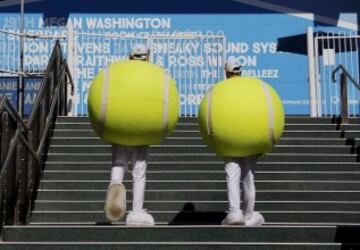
[88,44,179,225]
[198,76,284,157]
[88,60,179,145]
[199,60,284,225]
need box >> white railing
[69,28,226,116]
[0,24,226,117]
[0,28,66,76]
[311,30,360,117]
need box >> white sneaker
[222,210,245,225]
[126,209,155,226]
[245,212,265,226]
[104,182,126,221]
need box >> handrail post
[14,132,27,225]
[1,112,9,166]
[26,130,34,224]
[340,72,349,124]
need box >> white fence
[308,28,360,117]
[0,25,226,117]
[0,28,66,76]
[69,30,226,116]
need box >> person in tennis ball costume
[105,43,154,226]
[222,57,264,226]
[198,56,284,226]
[88,43,179,226]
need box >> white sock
[111,166,126,183]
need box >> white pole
[307,26,317,117]
[66,20,77,116]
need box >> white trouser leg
[131,145,148,212]
[111,144,129,183]
[224,158,241,212]
[240,156,257,217]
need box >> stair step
[33,200,360,212]
[51,130,360,138]
[56,115,360,124]
[1,225,349,242]
[52,129,203,137]
[29,210,360,224]
[46,153,360,162]
[39,180,360,191]
[44,162,360,172]
[0,242,345,250]
[48,145,355,154]
[41,170,360,181]
[53,122,360,131]
[35,189,360,201]
[12,115,360,249]
[54,122,199,130]
[50,137,360,146]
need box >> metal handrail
[332,64,360,123]
[332,65,360,90]
[0,40,73,230]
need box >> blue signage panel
[1,12,354,115]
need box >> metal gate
[68,30,226,116]
[313,31,360,117]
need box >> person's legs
[126,145,154,226]
[111,145,129,183]
[105,144,129,221]
[240,156,264,226]
[222,158,245,225]
[131,145,148,212]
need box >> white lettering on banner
[168,55,204,67]
[283,99,309,105]
[38,17,67,27]
[3,16,36,29]
[77,43,110,54]
[25,82,41,91]
[24,93,37,105]
[75,55,124,68]
[24,55,49,66]
[0,82,17,90]
[242,69,279,78]
[24,42,48,54]
[85,17,171,30]
[204,43,224,54]
[193,83,213,91]
[180,94,204,105]
[152,42,200,54]
[227,42,249,53]
[252,42,277,54]
[224,56,257,67]
[201,70,219,78]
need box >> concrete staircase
[1,116,360,249]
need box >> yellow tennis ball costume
[88,60,179,145]
[198,76,285,157]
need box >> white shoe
[126,209,155,226]
[222,210,245,225]
[245,212,265,226]
[104,182,126,221]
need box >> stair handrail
[332,64,360,124]
[0,40,73,231]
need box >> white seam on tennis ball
[261,81,275,146]
[98,67,110,137]
[206,86,214,136]
[163,72,170,136]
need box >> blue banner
[0,13,356,115]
